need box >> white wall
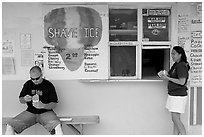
[2,2,190,135]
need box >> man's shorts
[7,110,61,134]
[166,95,188,113]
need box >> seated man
[5,66,63,135]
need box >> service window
[142,48,170,79]
[109,7,171,80]
[142,8,171,79]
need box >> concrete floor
[2,124,202,135]
[188,125,202,135]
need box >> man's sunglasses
[30,75,41,81]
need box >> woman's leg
[171,112,186,135]
[173,123,179,135]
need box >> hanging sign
[148,9,170,16]
[143,9,170,41]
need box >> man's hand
[32,101,45,109]
[32,94,39,102]
[24,95,32,102]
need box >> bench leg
[79,124,83,135]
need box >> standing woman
[159,46,190,135]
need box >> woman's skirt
[166,95,188,113]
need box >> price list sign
[190,31,202,86]
[43,5,109,79]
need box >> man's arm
[32,101,57,109]
[19,95,32,104]
[43,102,57,109]
[19,97,26,104]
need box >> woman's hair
[173,46,190,70]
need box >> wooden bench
[2,115,100,135]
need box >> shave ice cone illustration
[44,7,102,71]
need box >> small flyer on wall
[20,33,31,49]
[177,14,190,33]
[2,40,14,56]
[34,53,44,72]
[2,57,15,75]
[21,50,34,66]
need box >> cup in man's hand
[32,94,39,102]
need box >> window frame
[109,5,172,80]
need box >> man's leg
[38,111,63,135]
[5,124,15,135]
[5,111,36,135]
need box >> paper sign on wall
[34,53,44,72]
[20,33,31,49]
[21,50,34,66]
[2,40,14,55]
[190,31,202,86]
[2,57,15,75]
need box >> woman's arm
[163,75,186,85]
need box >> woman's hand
[158,70,168,79]
[162,71,169,79]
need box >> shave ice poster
[43,5,108,80]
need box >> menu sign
[43,5,108,80]
[190,31,202,86]
[46,47,65,70]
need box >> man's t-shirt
[19,79,58,114]
[167,61,189,96]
